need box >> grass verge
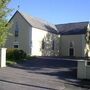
[6,59,16,65]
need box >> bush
[7,48,27,61]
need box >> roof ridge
[55,21,88,35]
[56,21,89,26]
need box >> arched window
[52,40,54,50]
[15,22,19,37]
[70,41,74,48]
[69,41,74,56]
[42,39,45,49]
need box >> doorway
[69,48,74,57]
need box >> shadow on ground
[7,57,90,88]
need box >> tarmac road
[0,57,89,90]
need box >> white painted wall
[60,34,85,57]
[77,60,87,79]
[77,60,90,79]
[0,48,7,68]
[31,27,48,56]
[86,66,90,79]
[5,12,32,55]
[5,12,60,56]
[31,27,60,56]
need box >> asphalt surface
[0,57,90,90]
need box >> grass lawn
[6,59,17,65]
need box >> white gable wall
[60,34,86,57]
[6,12,32,54]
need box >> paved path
[0,57,90,90]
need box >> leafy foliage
[85,24,90,57]
[6,48,27,61]
[0,0,12,47]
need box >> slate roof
[17,11,58,34]
[10,11,89,35]
[56,21,89,35]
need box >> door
[69,48,74,57]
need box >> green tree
[85,24,90,58]
[0,0,11,47]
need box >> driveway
[0,57,90,90]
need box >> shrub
[6,48,27,61]
[6,48,15,59]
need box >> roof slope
[56,21,89,35]
[17,11,58,34]
[10,11,89,35]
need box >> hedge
[6,48,27,60]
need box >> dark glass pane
[15,31,18,37]
[14,45,18,48]
[42,40,44,49]
[52,40,54,50]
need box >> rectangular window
[14,45,18,48]
[87,61,90,65]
